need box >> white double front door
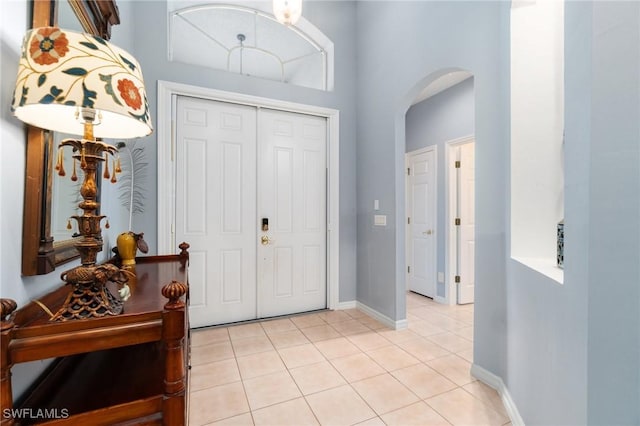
[175,96,327,327]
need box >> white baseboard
[471,364,525,426]
[355,301,408,330]
[336,300,357,310]
[435,295,448,305]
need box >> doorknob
[261,235,273,245]
[422,230,433,235]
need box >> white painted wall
[510,0,565,276]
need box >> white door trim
[445,135,474,305]
[405,145,438,301]
[157,80,340,311]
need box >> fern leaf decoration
[116,141,148,231]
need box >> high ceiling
[167,2,468,96]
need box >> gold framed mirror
[22,0,120,275]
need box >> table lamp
[11,27,153,320]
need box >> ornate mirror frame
[22,0,120,275]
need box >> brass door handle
[261,235,273,245]
[422,230,433,235]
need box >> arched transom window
[169,3,333,91]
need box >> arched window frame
[168,3,334,91]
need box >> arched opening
[398,68,476,360]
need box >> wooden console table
[0,245,190,425]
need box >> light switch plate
[374,215,387,226]
[374,200,379,211]
[438,272,445,283]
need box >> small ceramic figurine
[116,231,149,268]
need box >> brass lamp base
[51,265,123,321]
[49,120,127,321]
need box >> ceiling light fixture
[273,0,302,26]
[237,33,245,74]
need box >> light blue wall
[506,2,640,424]
[405,77,475,298]
[0,0,54,400]
[355,2,509,381]
[503,2,588,423]
[586,1,640,423]
[128,1,358,302]
[406,78,475,154]
[2,1,638,423]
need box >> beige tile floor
[189,292,511,426]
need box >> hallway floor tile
[189,293,510,425]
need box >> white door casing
[457,142,475,304]
[158,81,340,322]
[406,147,437,298]
[258,109,327,317]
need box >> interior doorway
[446,137,475,305]
[406,146,438,299]
[403,71,475,307]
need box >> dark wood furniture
[0,246,190,425]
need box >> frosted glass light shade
[11,27,152,139]
[273,0,302,26]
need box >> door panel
[275,247,294,297]
[408,149,437,298]
[176,97,257,327]
[258,109,327,318]
[176,98,328,326]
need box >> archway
[397,68,476,360]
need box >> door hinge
[407,217,411,225]
[455,160,461,168]
[455,218,461,226]
[455,275,461,283]
[408,266,411,273]
[407,167,411,176]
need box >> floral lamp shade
[11,27,152,139]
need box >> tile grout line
[191,294,490,426]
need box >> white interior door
[457,142,475,304]
[407,148,437,298]
[257,109,327,318]
[176,97,257,327]
[176,97,327,327]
